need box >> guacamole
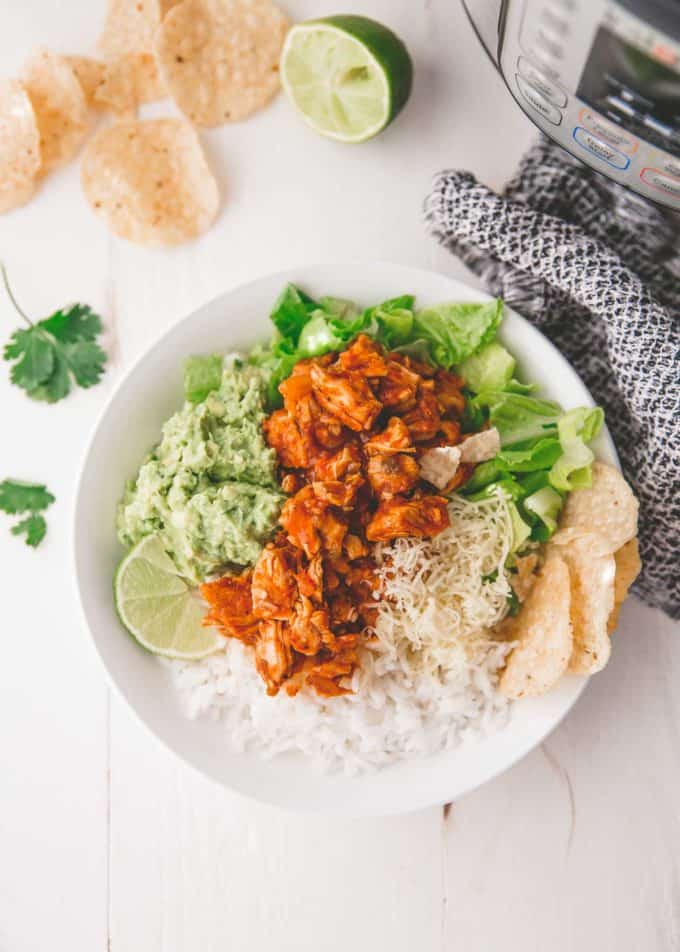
[117,360,282,583]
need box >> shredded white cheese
[372,493,514,678]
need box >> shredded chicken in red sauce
[201,335,472,698]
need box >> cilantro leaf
[6,328,54,391]
[11,514,47,547]
[27,349,71,403]
[40,304,103,342]
[63,340,107,388]
[2,267,107,403]
[0,479,55,548]
[0,480,55,514]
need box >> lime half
[114,535,223,660]
[280,15,413,143]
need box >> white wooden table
[1,2,678,949]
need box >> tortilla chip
[0,79,41,213]
[559,461,638,554]
[94,52,166,117]
[557,535,616,674]
[98,0,168,59]
[510,551,540,603]
[499,555,573,699]
[81,118,219,246]
[608,538,641,634]
[550,526,612,556]
[22,49,89,173]
[66,56,107,106]
[154,0,289,126]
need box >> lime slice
[280,15,413,143]
[114,535,222,660]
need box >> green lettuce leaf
[497,436,562,472]
[549,407,604,492]
[412,299,503,369]
[318,297,361,321]
[508,501,532,552]
[524,485,564,534]
[457,341,515,394]
[269,284,319,342]
[474,392,562,446]
[297,313,347,357]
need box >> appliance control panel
[498,0,680,210]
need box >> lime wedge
[114,535,223,660]
[280,15,413,143]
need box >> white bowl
[74,262,616,816]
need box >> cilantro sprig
[2,264,107,403]
[0,479,55,548]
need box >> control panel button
[572,127,630,170]
[517,57,567,107]
[640,168,680,200]
[516,75,562,125]
[579,108,638,154]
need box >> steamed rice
[166,636,512,775]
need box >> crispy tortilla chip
[559,461,638,554]
[66,56,107,106]
[510,551,540,603]
[0,79,41,213]
[98,0,167,59]
[558,535,616,674]
[499,555,573,699]
[81,118,219,246]
[550,526,612,557]
[154,0,289,126]
[608,538,641,634]
[94,52,166,117]
[22,49,88,173]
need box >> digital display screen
[578,26,680,157]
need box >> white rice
[165,636,512,775]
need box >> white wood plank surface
[0,1,678,950]
[443,598,680,952]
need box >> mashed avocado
[117,360,282,583]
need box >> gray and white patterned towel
[425,137,680,619]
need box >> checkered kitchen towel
[425,137,680,618]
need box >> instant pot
[463,0,680,210]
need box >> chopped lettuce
[497,436,562,472]
[475,392,562,446]
[318,296,360,321]
[368,295,415,347]
[270,284,320,341]
[297,313,347,357]
[412,299,503,369]
[462,408,602,547]
[524,485,564,533]
[508,501,532,552]
[466,474,523,503]
[549,407,604,492]
[457,341,515,394]
[183,354,223,404]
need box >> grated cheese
[372,492,514,678]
